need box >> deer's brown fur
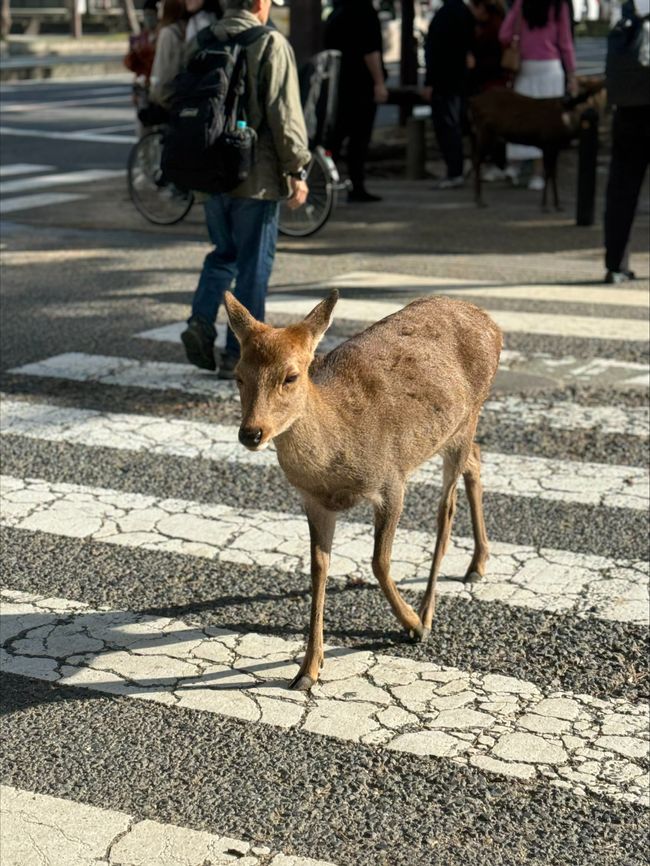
[225,290,503,689]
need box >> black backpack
[161,25,270,193]
[606,0,650,107]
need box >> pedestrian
[499,0,577,190]
[324,0,388,203]
[148,0,187,110]
[185,0,222,43]
[423,0,491,190]
[180,0,311,378]
[603,0,650,284]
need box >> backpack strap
[231,25,272,48]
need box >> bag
[606,0,650,107]
[501,6,522,74]
[124,31,156,80]
[160,25,270,194]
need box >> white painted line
[483,395,649,438]
[1,475,647,624]
[0,193,86,215]
[9,352,234,398]
[1,94,130,113]
[0,163,54,177]
[0,168,124,195]
[263,294,650,343]
[2,589,648,803]
[0,126,136,145]
[0,784,335,866]
[313,271,650,308]
[1,399,647,510]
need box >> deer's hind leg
[463,442,489,581]
[373,481,427,640]
[418,444,469,631]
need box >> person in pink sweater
[499,0,577,189]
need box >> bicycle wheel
[127,129,194,226]
[278,149,337,237]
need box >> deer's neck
[274,381,345,475]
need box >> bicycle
[126,50,345,237]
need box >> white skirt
[507,59,565,161]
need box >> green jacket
[185,11,311,200]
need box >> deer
[224,289,503,690]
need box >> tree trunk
[69,0,82,39]
[1,0,11,42]
[122,0,140,35]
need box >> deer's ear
[302,290,339,346]
[224,292,258,343]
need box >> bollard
[406,117,426,181]
[576,107,599,227]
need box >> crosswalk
[1,269,649,864]
[0,163,124,216]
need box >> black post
[399,0,417,124]
[576,107,599,227]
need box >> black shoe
[217,352,239,380]
[181,317,216,371]
[347,189,382,203]
[605,269,636,284]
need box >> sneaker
[528,175,545,191]
[347,188,382,203]
[605,269,636,284]
[217,352,239,380]
[432,176,464,190]
[181,317,216,371]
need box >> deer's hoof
[408,623,431,643]
[465,570,483,583]
[289,673,315,691]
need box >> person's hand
[466,52,476,70]
[421,85,433,103]
[567,74,579,97]
[287,178,308,209]
[374,83,389,104]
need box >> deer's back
[314,297,502,469]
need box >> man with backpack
[603,0,650,284]
[178,0,310,377]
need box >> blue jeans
[191,194,279,359]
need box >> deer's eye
[283,373,298,385]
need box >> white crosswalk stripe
[0,192,86,215]
[2,474,647,623]
[0,163,54,177]
[0,165,123,215]
[0,168,124,196]
[2,589,648,805]
[0,785,335,866]
[2,266,649,862]
[1,399,647,509]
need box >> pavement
[0,73,649,866]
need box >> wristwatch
[288,168,308,181]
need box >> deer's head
[224,290,339,451]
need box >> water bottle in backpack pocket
[161,25,269,193]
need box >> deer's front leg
[289,496,336,691]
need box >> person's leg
[182,194,238,371]
[604,107,650,278]
[223,196,279,365]
[431,94,464,184]
[346,94,378,199]
[191,194,238,329]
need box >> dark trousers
[431,93,465,179]
[604,105,650,273]
[332,92,377,191]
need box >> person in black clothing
[603,0,650,283]
[423,0,489,189]
[324,0,388,202]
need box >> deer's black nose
[239,426,263,448]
